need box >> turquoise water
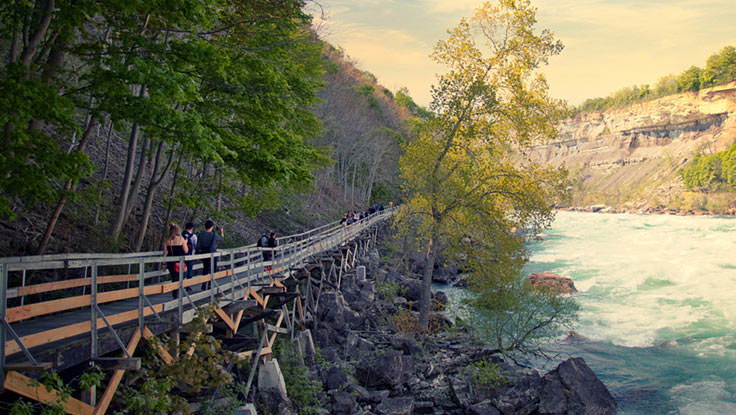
[524,211,736,414]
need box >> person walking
[163,223,188,299]
[256,230,271,270]
[196,219,224,291]
[267,232,278,272]
[181,222,197,292]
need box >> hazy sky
[307,0,736,107]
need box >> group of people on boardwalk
[340,203,386,225]
[163,220,224,298]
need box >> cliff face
[533,81,736,210]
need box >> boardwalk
[0,208,394,414]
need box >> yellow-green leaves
[398,0,570,336]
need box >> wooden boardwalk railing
[0,207,394,413]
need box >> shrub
[470,359,508,391]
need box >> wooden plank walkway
[0,209,393,376]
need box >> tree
[677,66,702,92]
[397,0,570,339]
[701,45,736,88]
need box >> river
[445,210,736,414]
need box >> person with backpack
[267,232,278,272]
[257,230,271,263]
[181,222,197,291]
[197,219,224,291]
[163,223,188,299]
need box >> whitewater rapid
[524,211,736,414]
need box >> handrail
[0,207,395,362]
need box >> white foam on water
[528,211,736,350]
[670,378,736,415]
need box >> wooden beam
[296,296,305,323]
[214,307,236,332]
[232,309,245,335]
[268,311,285,347]
[3,361,53,371]
[142,327,173,365]
[4,371,94,415]
[247,287,265,309]
[93,358,141,371]
[234,346,271,360]
[94,330,141,415]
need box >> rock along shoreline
[262,248,616,415]
[558,204,736,216]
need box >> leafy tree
[397,0,569,335]
[677,66,702,92]
[701,46,736,87]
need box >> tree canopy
[396,0,575,350]
[0,0,329,252]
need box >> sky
[307,0,736,107]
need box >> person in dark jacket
[266,232,278,272]
[197,219,224,291]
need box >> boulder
[491,370,541,415]
[468,400,501,415]
[355,349,414,389]
[325,366,349,390]
[400,278,423,302]
[539,357,616,415]
[376,397,415,415]
[527,272,577,294]
[331,390,357,415]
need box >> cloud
[426,0,481,13]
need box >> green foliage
[398,0,568,331]
[273,339,322,415]
[395,87,434,120]
[680,142,736,191]
[677,66,702,92]
[469,359,508,390]
[0,0,329,251]
[9,400,34,415]
[468,272,579,355]
[78,364,104,391]
[577,45,736,113]
[375,278,404,300]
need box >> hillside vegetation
[578,46,736,113]
[0,1,419,256]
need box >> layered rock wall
[532,81,736,210]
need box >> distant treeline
[578,46,736,113]
[680,142,736,192]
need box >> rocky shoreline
[559,205,736,216]
[259,250,616,414]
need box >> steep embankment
[532,81,736,212]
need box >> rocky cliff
[533,81,736,212]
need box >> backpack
[182,231,195,255]
[258,235,269,248]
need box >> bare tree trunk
[160,150,186,249]
[216,167,223,213]
[94,120,114,225]
[36,116,98,254]
[111,85,147,239]
[19,0,55,69]
[350,162,357,209]
[133,141,175,251]
[189,160,209,220]
[419,234,436,330]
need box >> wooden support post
[142,326,173,365]
[4,371,94,415]
[94,329,142,415]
